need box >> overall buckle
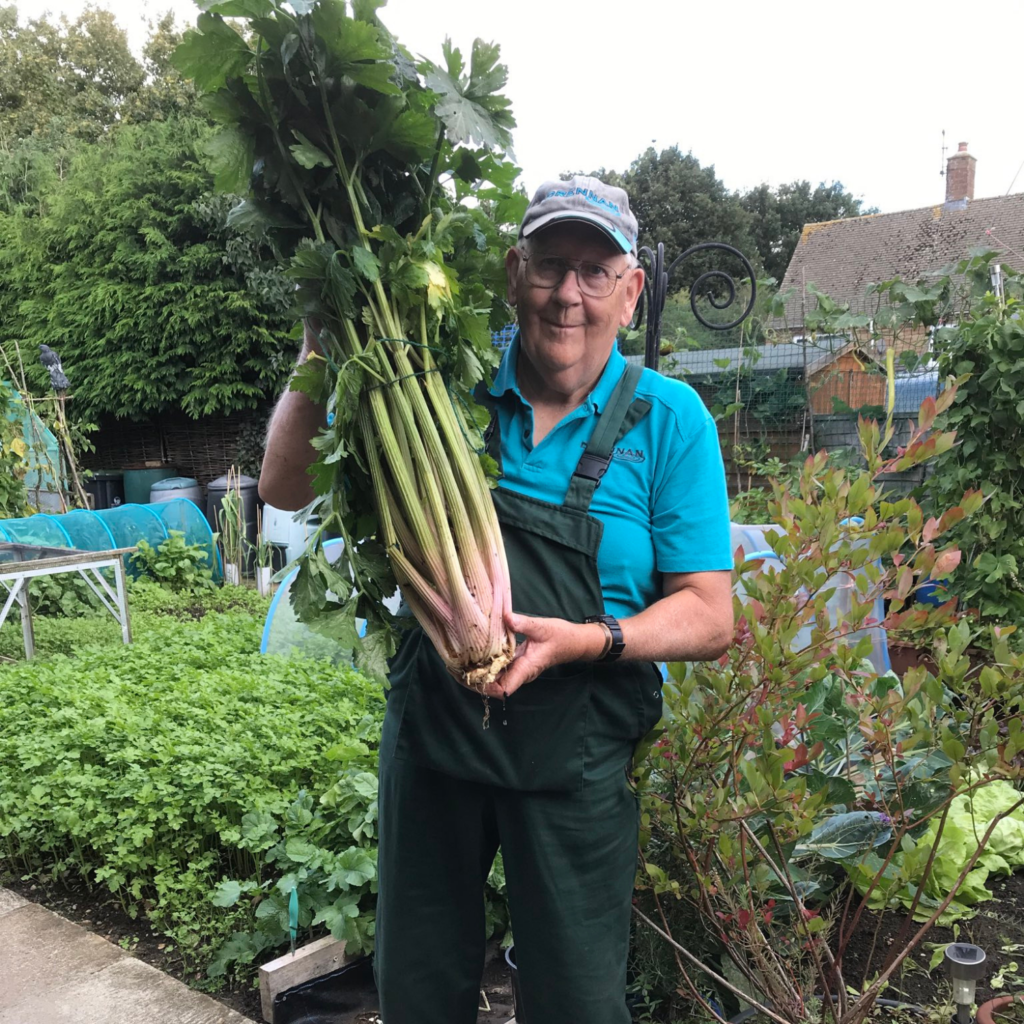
[573,451,611,483]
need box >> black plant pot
[273,954,377,1024]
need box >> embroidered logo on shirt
[579,442,646,464]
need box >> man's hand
[481,611,605,698]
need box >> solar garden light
[990,262,1004,301]
[945,943,987,1024]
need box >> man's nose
[551,265,584,303]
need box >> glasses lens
[525,255,568,288]
[525,255,618,297]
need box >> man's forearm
[618,579,733,663]
[258,322,326,511]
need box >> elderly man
[260,175,733,1024]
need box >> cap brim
[521,209,634,255]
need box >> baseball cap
[518,175,639,256]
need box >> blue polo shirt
[489,335,733,619]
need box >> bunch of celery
[174,0,523,685]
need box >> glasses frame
[520,252,628,298]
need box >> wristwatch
[584,614,625,662]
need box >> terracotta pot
[887,642,938,677]
[977,995,1024,1024]
[887,642,991,679]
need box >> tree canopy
[0,115,293,421]
[1,5,143,144]
[741,180,877,283]
[0,5,292,423]
[608,146,757,275]
[592,145,873,291]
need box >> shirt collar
[489,328,627,412]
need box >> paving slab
[0,888,28,917]
[0,888,252,1024]
[2,955,249,1024]
[0,903,124,1007]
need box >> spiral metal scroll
[636,241,757,372]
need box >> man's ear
[505,246,522,305]
[618,266,645,328]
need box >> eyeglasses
[521,253,628,298]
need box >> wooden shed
[806,342,886,415]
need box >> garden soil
[0,870,514,1022]
[837,871,1024,1008]
[9,865,1024,1020]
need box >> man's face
[505,222,644,386]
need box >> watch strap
[584,614,625,662]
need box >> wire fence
[491,325,940,495]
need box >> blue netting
[491,323,517,351]
[93,505,168,577]
[891,372,940,415]
[0,515,73,549]
[152,498,221,581]
[1,502,219,579]
[58,510,117,552]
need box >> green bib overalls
[375,362,664,1023]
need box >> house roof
[625,337,873,378]
[775,193,1024,330]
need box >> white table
[0,545,135,659]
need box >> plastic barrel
[150,476,204,506]
[84,471,124,510]
[207,473,260,571]
[122,466,175,506]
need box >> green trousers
[374,746,638,1024]
[374,363,659,1022]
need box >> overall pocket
[393,632,593,793]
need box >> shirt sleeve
[651,412,733,574]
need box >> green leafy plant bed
[0,590,386,981]
[838,871,1024,1012]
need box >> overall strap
[564,362,650,512]
[473,381,503,475]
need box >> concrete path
[0,887,253,1023]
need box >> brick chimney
[945,142,976,202]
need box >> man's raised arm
[258,320,326,511]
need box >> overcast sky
[26,0,1024,216]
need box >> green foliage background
[0,4,296,426]
[0,380,30,517]
[595,145,873,292]
[927,262,1024,626]
[0,581,511,983]
[0,116,295,421]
